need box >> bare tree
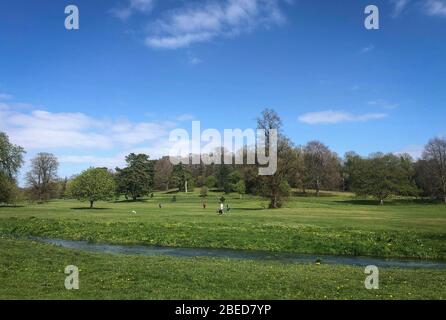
[423,137,446,203]
[303,141,341,196]
[154,156,173,191]
[256,109,295,208]
[26,153,59,202]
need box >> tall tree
[115,153,155,200]
[256,108,295,208]
[68,167,116,208]
[303,141,341,196]
[0,172,20,205]
[26,152,59,202]
[154,156,173,191]
[170,162,192,192]
[422,137,446,203]
[0,132,24,205]
[0,132,25,179]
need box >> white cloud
[110,0,155,21]
[176,114,195,121]
[391,0,410,17]
[394,144,424,159]
[58,155,126,169]
[425,0,446,16]
[145,0,287,49]
[188,56,203,65]
[0,92,13,100]
[298,110,388,125]
[368,99,399,110]
[130,0,155,12]
[361,45,375,54]
[0,103,175,151]
[59,142,175,170]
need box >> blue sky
[0,0,445,182]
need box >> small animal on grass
[159,203,162,209]
[131,210,136,214]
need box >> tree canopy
[68,167,115,208]
[115,153,155,200]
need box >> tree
[303,141,341,196]
[200,186,208,198]
[233,180,246,199]
[256,108,295,208]
[0,132,25,179]
[0,172,21,205]
[68,168,115,208]
[115,153,155,200]
[217,164,232,190]
[170,163,193,192]
[195,175,206,187]
[415,159,443,199]
[0,132,24,205]
[26,153,59,202]
[154,156,173,191]
[205,176,218,189]
[342,151,362,192]
[349,153,418,204]
[422,138,446,203]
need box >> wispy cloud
[110,0,155,21]
[188,56,203,65]
[425,0,446,16]
[298,110,388,125]
[145,0,288,49]
[390,0,410,17]
[176,114,196,121]
[361,45,375,54]
[368,99,399,110]
[394,144,424,159]
[0,92,13,100]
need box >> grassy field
[1,190,445,299]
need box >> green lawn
[0,190,445,299]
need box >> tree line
[1,109,445,208]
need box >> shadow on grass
[232,207,265,211]
[336,199,443,206]
[165,190,179,194]
[0,205,25,208]
[291,191,338,197]
[113,199,149,204]
[70,207,109,210]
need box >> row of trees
[1,109,446,208]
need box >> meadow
[1,190,445,299]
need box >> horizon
[1,0,445,184]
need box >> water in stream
[36,237,446,269]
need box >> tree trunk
[270,194,279,209]
[380,199,384,206]
[90,201,94,208]
[316,179,320,197]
